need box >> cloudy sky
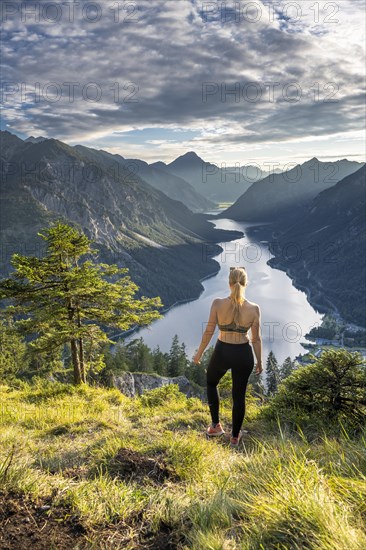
[1,0,365,167]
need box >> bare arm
[250,305,263,374]
[193,299,218,362]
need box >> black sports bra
[217,298,252,333]
[217,320,251,334]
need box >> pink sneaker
[230,432,242,448]
[206,422,225,437]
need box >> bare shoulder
[245,299,261,315]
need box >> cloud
[1,0,365,163]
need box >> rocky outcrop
[112,372,204,399]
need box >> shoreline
[245,222,335,314]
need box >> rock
[112,372,136,397]
[112,372,203,399]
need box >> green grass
[0,380,365,549]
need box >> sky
[1,0,365,168]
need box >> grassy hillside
[1,379,365,549]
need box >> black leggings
[206,339,254,438]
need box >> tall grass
[0,380,365,549]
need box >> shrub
[262,349,366,433]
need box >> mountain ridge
[0,131,242,311]
[266,165,366,326]
[219,157,365,224]
[73,145,214,212]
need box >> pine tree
[152,345,168,376]
[180,342,189,377]
[280,356,295,381]
[266,351,280,396]
[101,344,117,373]
[126,337,153,373]
[168,334,186,377]
[187,346,213,386]
[28,349,63,377]
[113,341,129,372]
[0,319,28,381]
[103,340,129,374]
[0,222,163,385]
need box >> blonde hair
[229,267,247,327]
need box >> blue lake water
[119,217,324,367]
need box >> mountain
[0,130,23,161]
[150,161,167,170]
[135,161,215,211]
[220,158,364,224]
[73,146,214,212]
[267,165,366,327]
[168,151,204,170]
[152,152,268,203]
[25,136,48,144]
[0,131,242,310]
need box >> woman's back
[217,297,258,344]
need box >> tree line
[0,313,296,401]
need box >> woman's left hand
[192,352,201,365]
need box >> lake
[118,216,324,367]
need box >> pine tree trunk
[76,306,86,383]
[78,338,86,383]
[70,339,83,384]
[68,298,83,385]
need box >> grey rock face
[112,372,203,399]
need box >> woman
[192,267,263,448]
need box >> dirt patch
[0,490,87,549]
[108,448,178,484]
[62,465,89,481]
[138,519,188,550]
[83,514,187,550]
[0,489,186,550]
[46,420,110,438]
